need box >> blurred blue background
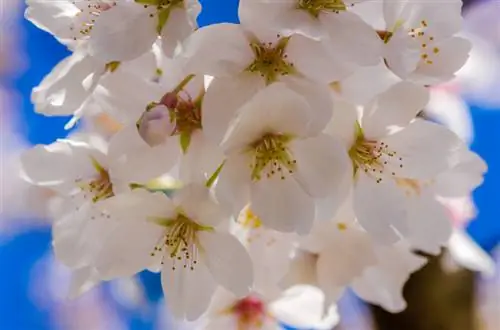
[0,0,499,329]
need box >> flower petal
[181,23,254,77]
[406,193,452,255]
[202,74,266,144]
[383,119,464,180]
[221,83,312,154]
[250,173,315,235]
[351,245,427,313]
[362,82,430,140]
[291,133,351,198]
[215,153,252,217]
[161,7,196,57]
[353,172,407,244]
[88,3,158,62]
[161,256,217,321]
[199,231,253,297]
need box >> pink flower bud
[137,105,174,147]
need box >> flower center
[297,0,347,17]
[348,124,403,183]
[409,20,440,66]
[69,0,115,41]
[246,36,295,84]
[76,157,114,202]
[231,296,268,329]
[168,93,202,136]
[136,0,185,33]
[151,213,213,271]
[248,133,297,181]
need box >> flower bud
[137,105,174,147]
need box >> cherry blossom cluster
[21,0,486,328]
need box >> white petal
[320,11,382,66]
[406,193,452,255]
[352,245,427,313]
[383,119,464,180]
[181,23,254,77]
[162,257,217,321]
[291,133,351,198]
[251,174,315,235]
[32,50,103,116]
[161,7,196,57]
[286,34,350,82]
[20,140,95,192]
[202,74,266,144]
[172,183,227,227]
[199,231,253,297]
[410,37,472,85]
[282,76,334,135]
[25,0,80,44]
[215,154,252,217]
[384,29,421,79]
[88,3,157,62]
[362,82,430,140]
[107,125,181,184]
[221,83,312,154]
[448,230,496,276]
[178,130,225,183]
[95,219,164,280]
[353,173,407,244]
[332,60,400,106]
[270,285,338,329]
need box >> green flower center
[76,157,114,203]
[248,133,297,181]
[246,36,296,84]
[348,122,403,182]
[135,0,185,33]
[297,0,347,17]
[151,213,213,270]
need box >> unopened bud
[137,105,174,147]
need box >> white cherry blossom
[180,21,340,143]
[238,0,381,67]
[356,0,471,85]
[328,82,465,243]
[88,0,201,61]
[200,286,338,330]
[94,184,254,321]
[216,84,350,234]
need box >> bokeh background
[0,0,499,329]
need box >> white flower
[200,286,338,330]
[32,46,159,127]
[357,0,470,84]
[216,84,350,234]
[25,0,117,46]
[180,21,340,143]
[87,0,201,61]
[238,0,381,66]
[284,202,427,311]
[94,184,254,321]
[329,82,465,243]
[19,135,144,269]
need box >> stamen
[246,36,295,84]
[297,0,347,17]
[150,213,212,271]
[248,133,297,181]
